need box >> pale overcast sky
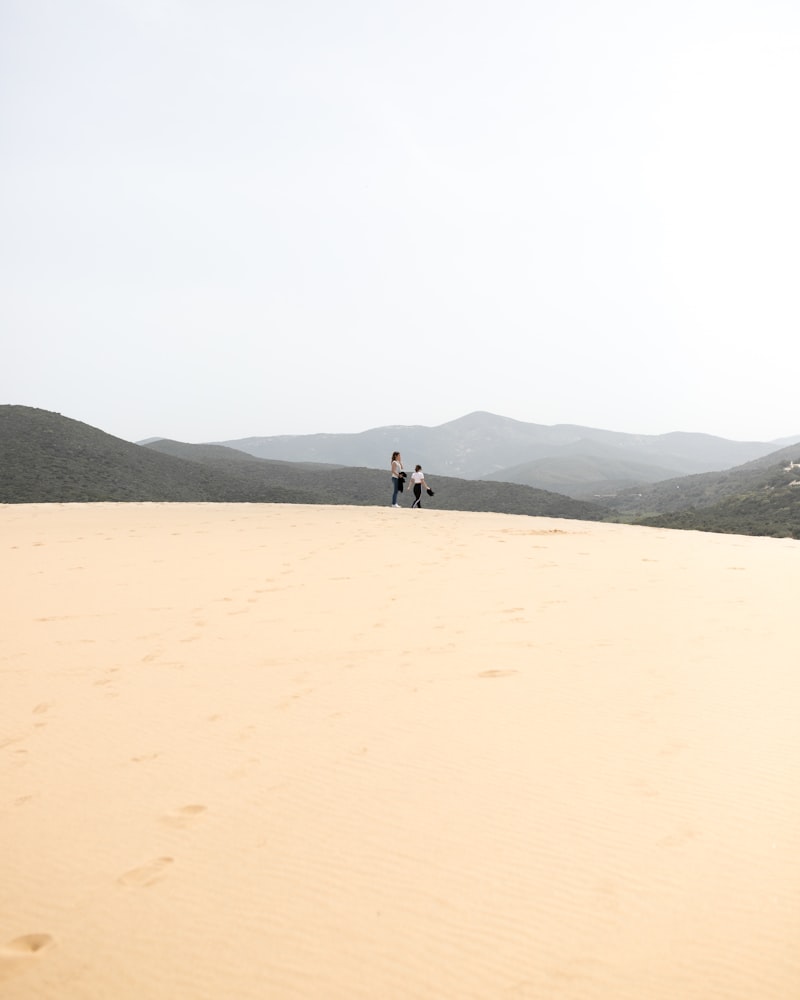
[2,0,799,444]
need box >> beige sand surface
[2,502,799,999]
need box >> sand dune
[2,502,799,999]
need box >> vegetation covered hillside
[600,444,800,539]
[637,467,800,539]
[217,410,787,483]
[0,406,318,504]
[7,405,796,536]
[481,451,681,499]
[0,406,610,521]
[145,439,611,519]
[606,444,800,517]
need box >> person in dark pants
[409,465,430,508]
[390,451,405,506]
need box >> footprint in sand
[1,934,53,956]
[0,934,54,982]
[160,804,207,829]
[0,735,26,750]
[658,826,699,849]
[117,856,174,887]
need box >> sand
[2,502,799,999]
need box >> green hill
[144,438,610,519]
[216,410,788,484]
[0,406,318,504]
[482,452,682,498]
[625,447,800,538]
[606,443,800,518]
[5,406,798,537]
[637,482,800,539]
[0,406,609,521]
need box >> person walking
[390,451,405,507]
[409,464,430,509]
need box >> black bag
[426,488,434,496]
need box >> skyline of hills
[2,405,799,537]
[215,410,798,498]
[0,406,607,521]
[604,442,800,516]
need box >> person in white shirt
[409,465,430,509]
[390,451,405,507]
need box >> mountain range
[0,406,606,521]
[2,406,799,538]
[215,410,798,499]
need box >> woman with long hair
[390,451,405,507]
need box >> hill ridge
[212,411,796,496]
[0,406,607,521]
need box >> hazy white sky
[2,0,799,443]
